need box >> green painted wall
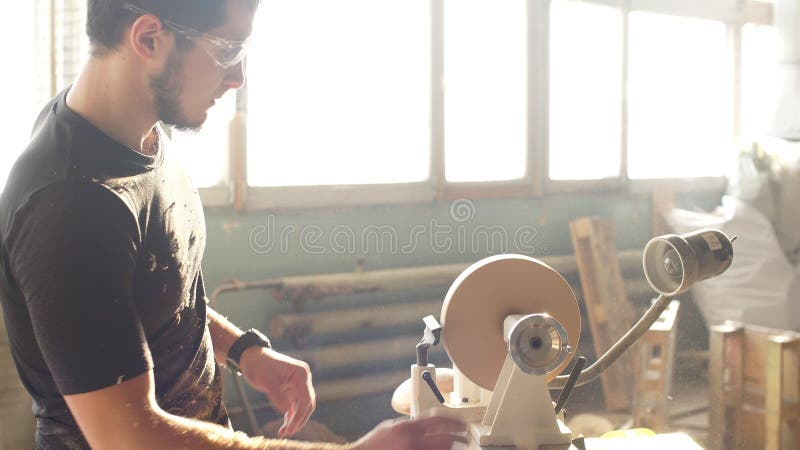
[201,190,721,440]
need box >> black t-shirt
[0,90,227,449]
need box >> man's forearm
[66,371,347,450]
[159,411,351,450]
[119,406,350,450]
[207,307,244,365]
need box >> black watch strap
[226,328,272,375]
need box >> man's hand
[351,416,468,450]
[239,347,315,438]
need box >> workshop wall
[201,191,721,440]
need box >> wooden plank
[766,336,785,450]
[633,300,680,432]
[766,336,800,450]
[569,217,637,411]
[708,323,743,450]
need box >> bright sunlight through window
[444,0,527,182]
[549,0,623,181]
[627,12,732,179]
[169,91,236,188]
[741,24,779,142]
[1,3,37,189]
[246,0,431,187]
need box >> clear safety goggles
[123,3,249,69]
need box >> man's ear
[127,14,172,62]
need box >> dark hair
[87,0,259,56]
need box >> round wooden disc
[441,255,580,390]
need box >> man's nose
[224,60,246,89]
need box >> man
[0,1,466,449]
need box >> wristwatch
[226,328,272,375]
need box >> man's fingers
[282,399,313,437]
[277,403,297,438]
[413,416,470,450]
[296,401,314,431]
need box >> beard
[150,49,204,132]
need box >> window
[246,0,431,187]
[2,0,87,189]
[444,0,528,182]
[169,91,236,188]
[741,23,779,141]
[549,1,623,180]
[549,0,752,182]
[12,0,232,193]
[628,13,732,179]
[18,1,775,205]
[1,2,39,189]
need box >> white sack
[665,195,800,331]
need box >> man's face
[150,0,256,131]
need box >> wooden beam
[570,217,637,411]
[709,323,743,450]
[766,336,800,450]
[633,300,680,432]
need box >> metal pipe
[233,373,260,434]
[209,250,643,306]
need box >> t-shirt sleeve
[7,181,153,395]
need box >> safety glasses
[122,3,249,69]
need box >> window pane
[169,91,236,188]
[2,3,39,189]
[549,0,623,180]
[741,24,779,141]
[4,0,89,191]
[444,0,527,182]
[247,0,431,187]
[628,12,732,179]
[53,0,89,92]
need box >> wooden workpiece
[440,255,581,389]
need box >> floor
[564,374,710,448]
